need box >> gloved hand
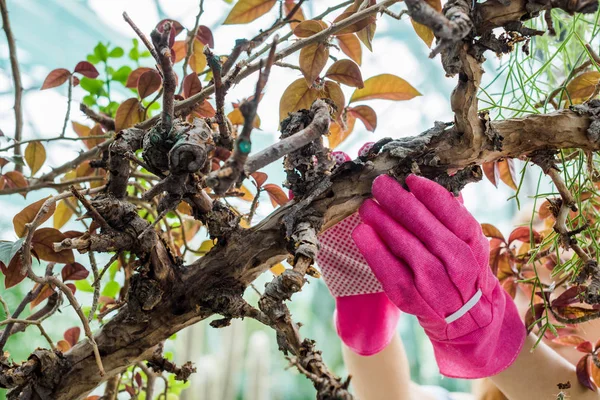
[316,144,401,356]
[352,174,526,378]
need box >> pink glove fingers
[335,293,402,356]
[371,175,478,290]
[405,175,489,265]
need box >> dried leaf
[350,74,420,103]
[61,262,89,282]
[13,196,55,238]
[336,35,362,67]
[24,141,46,175]
[563,71,600,104]
[183,73,202,98]
[497,158,518,190]
[31,228,74,263]
[293,20,327,38]
[251,171,268,188]
[357,21,376,51]
[348,105,377,131]
[481,223,505,241]
[1,251,26,289]
[196,25,214,48]
[3,171,28,193]
[30,283,55,309]
[196,240,215,255]
[552,286,586,307]
[126,67,153,89]
[193,100,216,118]
[73,61,100,79]
[115,98,143,131]
[333,11,375,35]
[410,0,440,48]
[322,81,345,120]
[482,161,497,187]
[279,78,319,121]
[500,277,517,299]
[325,59,364,88]
[64,327,81,346]
[137,69,162,99]
[224,0,277,25]
[299,43,329,85]
[264,184,290,207]
[41,68,71,90]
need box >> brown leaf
[183,73,202,98]
[13,196,55,238]
[251,171,268,188]
[279,78,319,121]
[482,161,497,187]
[357,21,376,51]
[171,41,187,64]
[24,141,46,176]
[115,98,143,132]
[333,11,376,35]
[30,283,55,309]
[284,0,305,29]
[293,20,328,37]
[497,158,518,190]
[577,355,597,391]
[32,228,74,263]
[481,223,505,241]
[63,327,81,347]
[41,68,71,90]
[56,339,71,353]
[1,251,26,289]
[137,70,162,99]
[577,341,595,353]
[563,71,600,104]
[348,105,377,131]
[224,0,277,24]
[350,74,420,102]
[508,226,541,244]
[336,34,362,66]
[61,262,89,282]
[73,61,99,79]
[500,277,517,299]
[325,59,364,88]
[299,43,329,85]
[193,100,216,118]
[196,25,214,48]
[264,184,290,207]
[125,67,153,89]
[322,81,345,120]
[3,171,28,193]
[328,111,356,149]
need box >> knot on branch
[572,99,600,143]
[479,110,503,151]
[529,149,559,174]
[148,349,196,382]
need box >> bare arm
[490,333,599,400]
[341,335,437,400]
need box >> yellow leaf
[223,0,277,25]
[411,20,434,48]
[227,108,261,128]
[270,263,286,275]
[279,78,320,121]
[328,111,356,149]
[325,59,364,88]
[562,71,600,104]
[54,199,75,230]
[172,41,187,64]
[333,11,375,36]
[497,159,518,191]
[284,0,305,29]
[336,34,362,65]
[321,81,345,120]
[196,239,215,255]
[114,98,143,132]
[350,74,421,103]
[56,339,71,353]
[189,38,208,74]
[299,43,329,85]
[13,196,56,237]
[239,185,254,201]
[357,21,376,51]
[24,141,46,176]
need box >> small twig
[181,0,205,87]
[0,134,112,153]
[151,21,176,134]
[0,0,23,172]
[0,295,9,316]
[205,47,233,149]
[88,251,100,323]
[92,252,121,287]
[80,103,116,131]
[70,185,111,230]
[123,12,160,62]
[0,176,105,196]
[60,75,74,138]
[137,362,158,400]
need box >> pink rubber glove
[353,174,526,378]
[316,144,401,356]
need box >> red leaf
[500,277,517,299]
[251,172,268,188]
[577,354,597,391]
[137,70,162,99]
[552,335,588,346]
[135,372,143,388]
[61,262,89,282]
[183,73,202,98]
[481,223,505,241]
[66,283,76,294]
[196,25,214,48]
[347,105,377,132]
[126,67,153,89]
[508,226,541,244]
[41,68,71,90]
[193,100,216,118]
[125,385,135,396]
[73,61,99,79]
[263,184,290,207]
[524,303,545,333]
[552,286,586,307]
[64,327,81,347]
[577,341,595,353]
[1,251,26,289]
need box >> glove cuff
[428,286,526,379]
[334,293,401,356]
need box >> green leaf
[129,39,140,61]
[74,279,94,293]
[109,46,124,58]
[111,66,132,84]
[109,260,119,281]
[0,238,25,266]
[80,77,105,95]
[102,281,120,298]
[139,50,151,58]
[93,42,108,62]
[86,54,101,64]
[82,95,96,106]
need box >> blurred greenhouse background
[0,0,556,399]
